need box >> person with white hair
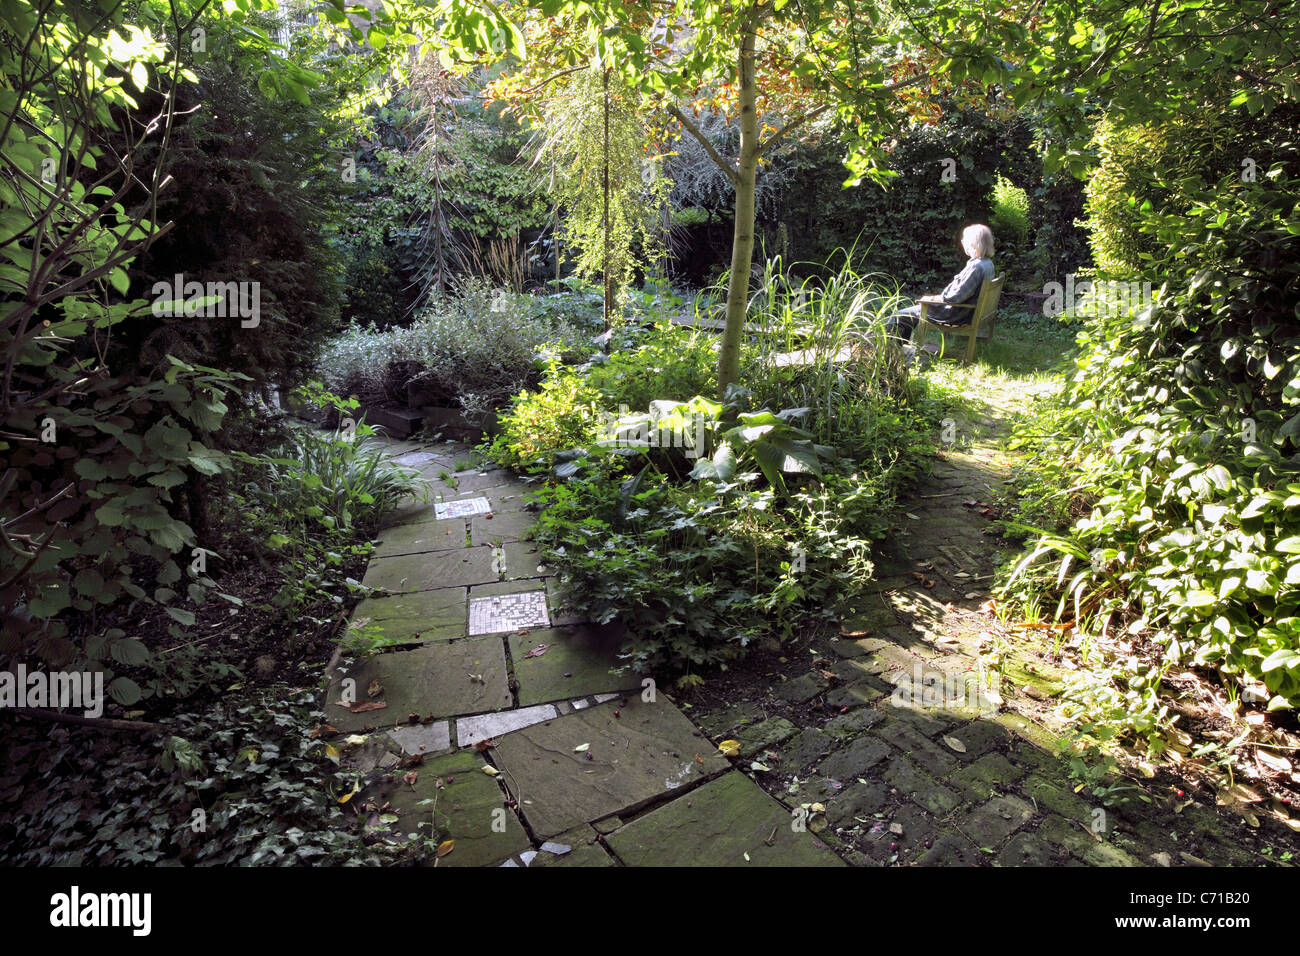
[886,224,995,343]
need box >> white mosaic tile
[468,590,549,635]
[456,704,558,747]
[433,496,491,520]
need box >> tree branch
[668,104,740,186]
[758,103,830,156]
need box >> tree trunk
[717,23,759,396]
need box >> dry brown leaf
[436,840,455,858]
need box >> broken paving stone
[604,772,845,867]
[362,750,529,867]
[507,624,639,706]
[324,639,511,732]
[455,704,558,747]
[490,696,726,839]
[528,825,611,868]
[385,722,452,755]
[350,587,467,644]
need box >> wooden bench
[915,274,1004,364]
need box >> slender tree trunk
[602,66,613,330]
[717,22,759,395]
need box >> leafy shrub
[1003,130,1300,715]
[0,688,379,865]
[315,277,591,415]
[585,322,719,410]
[530,453,882,673]
[485,362,604,471]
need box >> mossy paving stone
[372,516,468,558]
[872,721,959,776]
[734,716,798,757]
[826,682,886,709]
[696,701,765,738]
[363,750,529,867]
[490,696,728,839]
[784,728,836,771]
[940,718,1013,760]
[882,757,962,817]
[958,795,1036,848]
[350,587,467,644]
[324,638,511,733]
[470,509,536,546]
[996,832,1058,866]
[441,469,514,494]
[820,736,891,780]
[773,671,829,704]
[825,779,890,828]
[917,831,982,866]
[507,623,639,706]
[604,772,845,866]
[1021,774,1096,825]
[949,753,1026,800]
[361,545,498,593]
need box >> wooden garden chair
[915,274,1004,364]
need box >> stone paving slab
[361,546,499,593]
[604,772,846,866]
[544,578,587,626]
[461,485,536,514]
[490,696,727,839]
[507,624,639,706]
[470,509,535,546]
[385,722,453,755]
[363,750,529,867]
[351,587,467,644]
[501,540,547,579]
[324,638,511,732]
[456,703,558,748]
[372,517,467,558]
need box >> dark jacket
[927,257,994,325]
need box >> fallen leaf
[573,743,590,752]
[403,770,418,787]
[475,739,496,752]
[523,644,550,659]
[751,761,772,772]
[310,724,338,738]
[325,743,340,759]
[1258,750,1292,773]
[367,679,383,698]
[718,740,741,757]
[942,736,967,754]
[436,840,455,858]
[344,734,368,746]
[339,700,388,713]
[482,765,501,777]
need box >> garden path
[322,384,1294,865]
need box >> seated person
[886,224,995,343]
